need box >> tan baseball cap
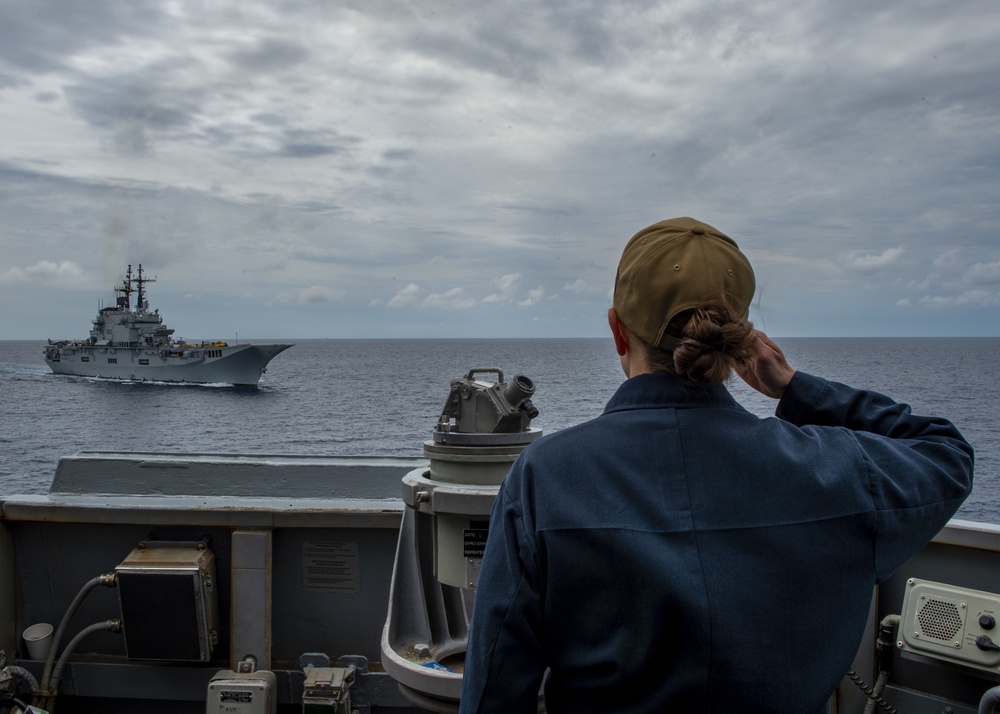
[612,217,755,349]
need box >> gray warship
[42,264,291,386]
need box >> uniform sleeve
[776,371,974,580]
[459,474,547,714]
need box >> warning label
[463,528,489,558]
[303,541,360,593]
[221,690,253,702]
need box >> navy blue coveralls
[460,371,973,714]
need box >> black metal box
[115,543,219,661]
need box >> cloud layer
[1,0,998,338]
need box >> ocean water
[1,338,996,522]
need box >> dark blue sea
[1,338,996,522]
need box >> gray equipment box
[207,669,277,714]
[899,578,1000,674]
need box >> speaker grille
[918,599,963,641]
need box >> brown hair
[634,304,755,385]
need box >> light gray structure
[43,264,291,386]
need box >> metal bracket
[302,664,356,712]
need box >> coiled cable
[846,668,898,714]
[847,613,901,714]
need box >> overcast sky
[2,0,998,340]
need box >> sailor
[459,217,974,713]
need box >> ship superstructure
[43,264,291,386]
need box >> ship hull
[44,343,292,386]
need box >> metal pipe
[49,619,122,694]
[4,664,40,693]
[39,573,117,694]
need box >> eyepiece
[503,375,535,408]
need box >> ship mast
[134,264,155,312]
[118,265,134,310]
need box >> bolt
[238,655,257,673]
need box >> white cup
[23,622,54,661]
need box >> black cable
[847,668,899,714]
[1,692,32,711]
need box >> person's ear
[607,308,629,357]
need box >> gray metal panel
[271,526,402,665]
[2,495,404,528]
[932,519,1000,552]
[231,530,272,670]
[49,452,426,499]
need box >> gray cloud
[299,285,346,304]
[846,247,905,274]
[967,261,1000,287]
[228,37,311,74]
[421,287,476,310]
[280,142,341,158]
[0,0,169,73]
[0,260,85,285]
[1,0,998,338]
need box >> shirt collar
[603,371,743,414]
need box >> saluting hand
[739,330,796,399]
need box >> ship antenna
[119,265,134,311]
[134,264,156,312]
